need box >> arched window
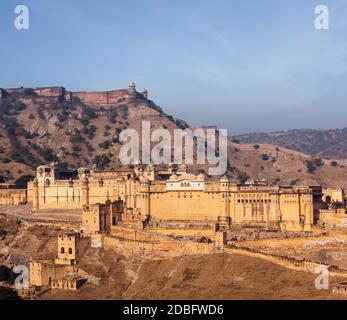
[68,248,73,255]
[61,247,65,254]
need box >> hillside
[1,85,347,188]
[226,140,347,188]
[1,215,341,300]
[0,86,188,182]
[43,252,343,300]
[236,128,347,159]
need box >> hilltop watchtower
[55,232,90,265]
[128,82,136,99]
[142,89,148,99]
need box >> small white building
[166,173,205,191]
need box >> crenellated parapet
[72,89,129,106]
[6,86,65,98]
[3,82,149,107]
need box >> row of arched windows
[238,199,271,204]
[61,247,73,254]
[180,182,191,187]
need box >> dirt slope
[43,252,344,300]
[236,128,347,159]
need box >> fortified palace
[22,162,323,233]
[2,162,329,294]
[0,82,341,233]
[2,84,347,295]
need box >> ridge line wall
[224,246,347,278]
[103,234,214,260]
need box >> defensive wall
[0,189,27,205]
[3,84,143,107]
[238,232,347,249]
[103,225,215,260]
[224,245,347,278]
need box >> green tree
[237,172,249,184]
[306,160,316,173]
[94,154,111,170]
[331,161,338,167]
[261,154,269,161]
[15,174,35,189]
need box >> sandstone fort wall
[103,235,214,260]
[224,246,347,278]
[73,89,130,106]
[0,189,27,205]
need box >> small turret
[134,160,143,176]
[220,175,229,191]
[168,162,174,173]
[220,175,229,183]
[36,165,54,186]
[177,164,188,175]
[33,177,38,187]
[219,174,231,229]
[128,82,136,99]
[77,167,90,180]
[143,162,157,181]
[139,175,150,218]
[142,89,148,99]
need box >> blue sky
[0,0,347,134]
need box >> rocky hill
[1,85,347,188]
[226,140,347,188]
[0,85,189,182]
[235,128,347,159]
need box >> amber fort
[8,162,322,231]
[2,161,347,297]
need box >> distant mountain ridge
[235,128,347,159]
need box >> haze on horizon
[0,0,347,135]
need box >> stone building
[82,200,124,234]
[322,188,345,206]
[128,81,136,99]
[332,282,347,295]
[0,188,27,205]
[51,275,86,291]
[26,163,324,232]
[54,232,91,266]
[29,232,90,288]
[29,260,72,287]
